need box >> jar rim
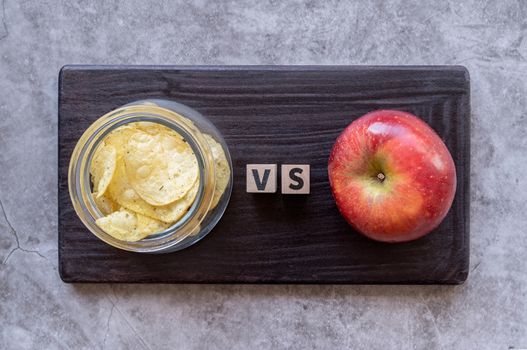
[68,102,229,253]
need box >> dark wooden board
[58,65,470,284]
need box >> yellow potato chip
[103,125,138,155]
[136,213,171,236]
[90,143,117,198]
[92,192,118,215]
[124,130,199,206]
[204,134,231,209]
[108,159,199,224]
[151,177,200,223]
[96,208,139,241]
[107,160,160,219]
[132,121,165,135]
[177,114,197,129]
[95,208,170,242]
[132,121,182,139]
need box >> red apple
[328,110,456,243]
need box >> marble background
[0,0,526,349]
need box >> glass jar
[68,99,233,253]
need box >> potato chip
[92,192,118,215]
[133,121,182,139]
[108,159,199,224]
[204,134,231,209]
[136,213,171,236]
[124,130,199,206]
[107,160,160,219]
[103,125,138,155]
[95,208,170,241]
[151,177,200,223]
[133,121,165,135]
[90,143,117,198]
[95,208,140,241]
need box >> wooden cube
[281,164,310,194]
[246,164,278,193]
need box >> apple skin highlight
[328,110,457,243]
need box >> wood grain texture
[58,65,470,284]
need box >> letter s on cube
[281,165,310,194]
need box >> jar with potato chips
[68,99,233,253]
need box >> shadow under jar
[68,99,233,253]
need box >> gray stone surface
[0,0,526,349]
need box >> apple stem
[377,173,386,182]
